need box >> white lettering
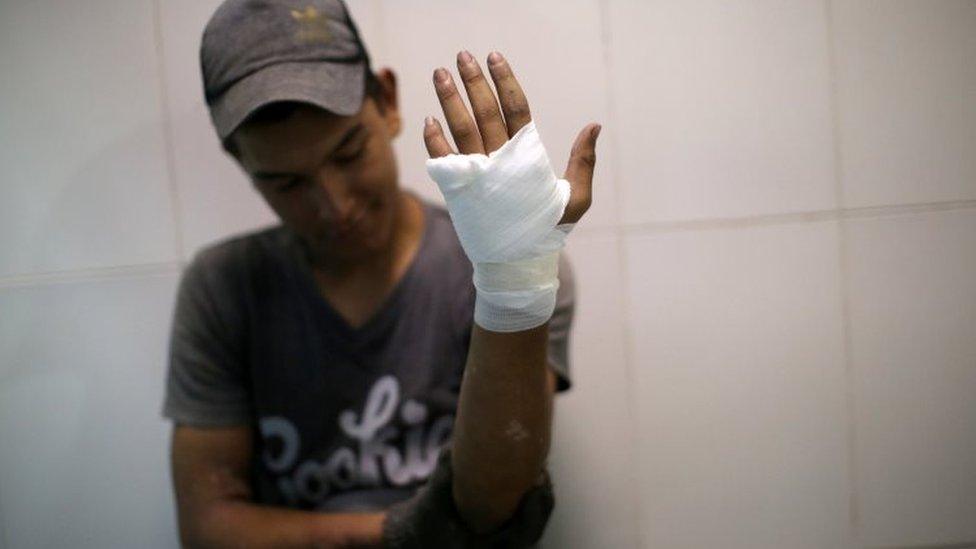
[259,375,455,506]
[260,416,300,473]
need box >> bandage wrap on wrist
[426,120,575,332]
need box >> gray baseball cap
[201,0,373,141]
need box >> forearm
[181,500,385,549]
[450,321,553,534]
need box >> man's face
[231,89,402,266]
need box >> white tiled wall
[0,0,179,277]
[609,0,838,224]
[624,222,849,548]
[1,1,974,548]
[0,273,181,548]
[847,209,976,547]
[831,0,976,208]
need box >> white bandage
[426,120,575,332]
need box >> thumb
[560,123,601,224]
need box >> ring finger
[432,67,484,154]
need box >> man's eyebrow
[253,123,366,180]
[329,123,367,154]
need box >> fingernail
[424,116,434,127]
[458,50,474,65]
[592,124,602,139]
[488,51,504,66]
[433,68,449,84]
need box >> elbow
[175,500,233,549]
[453,468,555,537]
[452,476,522,534]
[455,497,516,535]
[176,506,208,549]
[177,520,202,549]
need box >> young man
[161,0,600,547]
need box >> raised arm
[170,424,385,549]
[422,49,600,535]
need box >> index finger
[486,51,532,138]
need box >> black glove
[381,443,555,548]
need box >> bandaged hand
[423,50,601,332]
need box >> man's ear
[375,67,401,138]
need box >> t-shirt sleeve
[547,251,575,393]
[161,248,252,427]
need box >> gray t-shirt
[162,195,575,512]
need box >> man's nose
[308,174,355,223]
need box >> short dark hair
[222,70,385,157]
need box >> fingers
[560,123,602,224]
[423,116,454,158]
[430,50,532,155]
[486,52,532,138]
[433,68,484,154]
[456,50,509,154]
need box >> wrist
[473,253,561,332]
[470,222,573,332]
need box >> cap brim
[210,60,366,141]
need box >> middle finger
[456,50,508,153]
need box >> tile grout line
[151,0,187,265]
[866,541,976,549]
[0,261,183,290]
[619,198,976,235]
[0,475,8,549]
[367,0,389,65]
[596,0,646,547]
[823,0,861,545]
[2,197,971,291]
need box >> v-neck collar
[285,195,433,347]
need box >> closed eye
[334,146,366,164]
